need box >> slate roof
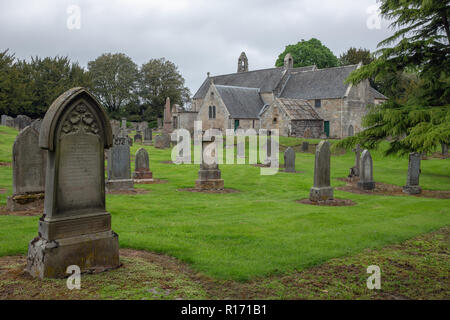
[277,98,322,120]
[193,66,316,99]
[215,85,265,119]
[279,65,358,99]
[370,86,388,100]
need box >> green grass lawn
[0,125,449,281]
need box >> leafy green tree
[339,47,373,66]
[87,53,139,116]
[275,38,339,69]
[139,58,190,121]
[337,0,450,155]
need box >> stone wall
[290,120,323,138]
[259,101,291,136]
[176,111,198,134]
[197,85,230,131]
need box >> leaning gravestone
[144,127,152,145]
[133,148,153,181]
[26,87,119,279]
[284,147,296,173]
[154,133,171,149]
[309,140,334,201]
[301,141,309,152]
[196,136,224,190]
[106,134,134,191]
[7,126,46,211]
[357,150,375,190]
[402,152,421,194]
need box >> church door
[324,121,330,137]
[234,119,240,131]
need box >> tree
[339,47,373,66]
[337,0,450,155]
[139,58,190,121]
[275,38,339,69]
[87,53,139,117]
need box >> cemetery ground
[0,125,449,299]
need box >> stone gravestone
[442,143,448,157]
[154,133,171,149]
[284,147,296,173]
[163,97,173,133]
[30,119,42,133]
[1,114,7,126]
[106,134,134,191]
[16,115,32,130]
[357,149,375,190]
[144,127,152,145]
[7,126,46,211]
[134,131,142,143]
[26,87,119,279]
[402,152,421,194]
[301,141,309,152]
[349,144,361,177]
[110,120,120,136]
[157,118,163,129]
[5,115,14,128]
[133,148,153,181]
[196,136,224,190]
[309,140,334,201]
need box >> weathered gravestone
[30,119,42,133]
[284,147,296,173]
[163,97,173,133]
[7,126,46,211]
[133,148,153,181]
[301,141,309,152]
[1,115,7,126]
[110,119,120,136]
[402,152,421,194]
[5,115,14,128]
[309,140,333,201]
[106,134,134,191]
[154,133,171,149]
[196,136,224,190]
[26,87,119,279]
[349,144,361,177]
[14,115,32,131]
[442,143,448,157]
[144,127,152,145]
[357,149,375,190]
[157,117,163,129]
[134,131,142,143]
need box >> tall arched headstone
[133,148,153,181]
[402,152,421,194]
[357,149,375,190]
[309,140,334,201]
[26,87,119,279]
[7,126,46,211]
[284,147,296,173]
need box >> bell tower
[284,53,294,69]
[237,52,248,73]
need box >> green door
[324,121,330,137]
[234,119,240,130]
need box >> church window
[315,99,321,108]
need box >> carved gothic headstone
[26,87,119,279]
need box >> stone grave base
[297,198,356,206]
[133,170,153,180]
[357,181,375,190]
[402,185,422,195]
[143,140,152,146]
[134,178,168,185]
[105,179,134,192]
[179,187,239,194]
[195,179,224,191]
[26,230,120,279]
[309,187,334,202]
[7,193,44,212]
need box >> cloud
[0,0,392,96]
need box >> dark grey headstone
[144,128,152,142]
[357,149,375,190]
[442,143,448,156]
[1,114,7,126]
[301,141,309,152]
[106,135,133,191]
[403,152,421,194]
[309,140,333,201]
[284,147,296,172]
[26,87,119,279]
[134,132,142,143]
[133,148,152,179]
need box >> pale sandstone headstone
[26,87,119,279]
[7,126,46,211]
[357,149,375,190]
[284,147,296,173]
[402,152,421,194]
[133,148,153,181]
[309,140,334,201]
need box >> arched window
[348,125,354,137]
[209,106,216,119]
[273,117,277,124]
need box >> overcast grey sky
[0,0,392,95]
